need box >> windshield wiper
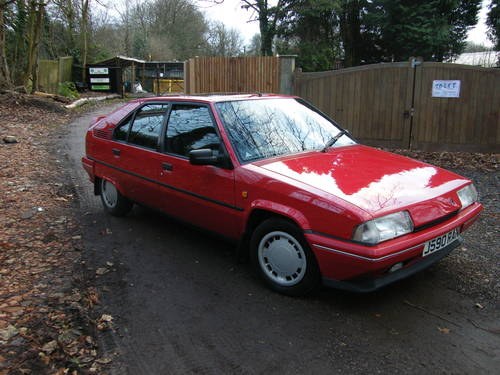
[321,130,348,152]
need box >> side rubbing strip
[312,243,423,262]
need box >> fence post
[407,57,423,149]
[278,55,296,95]
[183,60,190,94]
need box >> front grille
[414,210,459,232]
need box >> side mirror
[189,149,232,169]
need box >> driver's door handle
[162,162,173,171]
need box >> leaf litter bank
[0,94,110,374]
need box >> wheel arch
[247,200,311,230]
[236,200,311,262]
[94,171,127,197]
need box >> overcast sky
[200,0,493,47]
[466,0,493,47]
[198,0,262,43]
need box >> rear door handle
[162,162,173,171]
[112,148,121,156]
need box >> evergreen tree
[278,0,342,71]
[487,0,499,50]
[362,0,481,62]
[279,0,481,69]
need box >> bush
[58,82,79,99]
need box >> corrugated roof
[90,55,183,66]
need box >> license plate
[422,228,460,257]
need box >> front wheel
[250,218,320,296]
[100,178,133,216]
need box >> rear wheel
[100,178,133,216]
[250,218,320,296]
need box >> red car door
[111,103,169,207]
[156,103,241,239]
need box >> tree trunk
[340,0,362,67]
[0,1,15,89]
[13,0,28,84]
[29,2,43,93]
[24,1,44,93]
[258,2,273,56]
[81,0,89,82]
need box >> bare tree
[240,0,293,56]
[0,0,16,89]
[205,21,243,56]
[245,33,261,55]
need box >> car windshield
[216,98,355,163]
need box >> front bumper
[322,237,462,292]
[306,202,482,291]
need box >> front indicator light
[457,184,478,210]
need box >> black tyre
[250,218,321,296]
[100,178,133,216]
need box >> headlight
[353,211,414,245]
[457,184,478,210]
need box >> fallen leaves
[41,340,58,355]
[438,327,451,334]
[97,314,114,331]
[95,267,109,276]
[0,325,19,342]
[0,97,106,373]
[84,288,100,309]
[388,149,498,172]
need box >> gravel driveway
[64,105,500,374]
[440,168,500,301]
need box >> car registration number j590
[422,228,460,257]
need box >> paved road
[63,104,499,374]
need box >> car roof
[130,93,296,104]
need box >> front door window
[165,104,220,157]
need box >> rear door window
[128,104,169,149]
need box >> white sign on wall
[89,67,109,75]
[90,77,110,83]
[432,80,461,98]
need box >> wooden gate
[184,56,280,94]
[411,63,499,152]
[294,61,500,152]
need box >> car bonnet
[257,145,469,226]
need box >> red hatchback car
[82,94,482,295]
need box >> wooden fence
[184,56,281,94]
[295,61,499,153]
[38,56,73,94]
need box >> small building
[86,56,184,96]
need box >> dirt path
[64,104,500,374]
